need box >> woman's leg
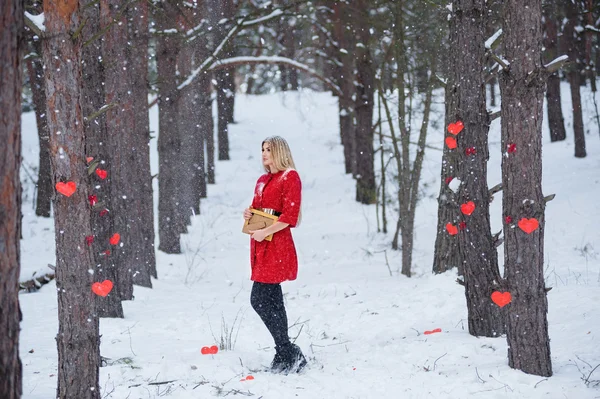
[250,282,290,347]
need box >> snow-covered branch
[241,9,283,26]
[24,11,45,37]
[485,29,502,50]
[544,55,569,73]
[208,56,342,96]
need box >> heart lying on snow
[424,328,442,335]
[55,181,77,197]
[491,291,512,308]
[201,346,219,355]
[518,218,539,234]
[92,280,113,297]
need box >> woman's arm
[249,221,289,242]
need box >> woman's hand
[243,207,253,220]
[249,229,268,242]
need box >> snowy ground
[18,85,600,398]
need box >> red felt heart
[465,147,477,156]
[88,195,98,207]
[518,218,539,234]
[103,250,111,256]
[447,121,464,135]
[424,328,442,335]
[86,157,94,163]
[507,143,516,153]
[201,345,219,355]
[95,168,108,180]
[460,201,475,216]
[445,223,458,236]
[459,221,466,230]
[505,215,512,224]
[55,181,76,197]
[85,235,94,246]
[445,176,454,185]
[109,233,120,245]
[92,280,113,297]
[245,375,254,380]
[445,137,457,149]
[99,209,109,217]
[491,291,512,308]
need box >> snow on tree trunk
[0,0,23,396]
[41,0,101,395]
[543,0,567,142]
[499,0,552,377]
[156,2,183,254]
[127,0,157,282]
[354,0,376,204]
[451,0,505,337]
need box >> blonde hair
[262,136,297,173]
[261,136,301,224]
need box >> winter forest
[1,0,600,398]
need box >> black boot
[273,343,307,374]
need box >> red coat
[250,169,301,283]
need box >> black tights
[250,282,290,348]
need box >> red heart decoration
[201,345,219,355]
[92,280,113,297]
[55,181,76,197]
[103,250,111,256]
[424,328,442,335]
[86,157,94,163]
[445,223,458,236]
[88,195,98,207]
[445,137,457,149]
[460,201,475,216]
[85,235,94,246]
[99,209,109,217]
[95,169,108,180]
[459,221,466,230]
[507,143,516,153]
[505,215,512,224]
[445,176,454,185]
[245,375,254,380]
[109,233,120,245]
[518,218,539,234]
[465,147,477,156]
[447,121,464,135]
[491,291,512,308]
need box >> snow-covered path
[19,89,600,398]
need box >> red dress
[250,169,301,283]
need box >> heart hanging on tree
[445,176,454,185]
[491,291,512,308]
[99,209,109,217]
[55,181,77,197]
[518,218,539,234]
[85,235,94,246]
[465,147,477,156]
[92,280,113,297]
[95,169,108,180]
[460,201,475,216]
[507,143,517,153]
[505,215,513,224]
[445,223,458,236]
[109,233,121,245]
[459,221,466,230]
[88,195,98,207]
[445,137,457,149]
[447,121,464,135]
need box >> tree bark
[41,0,101,395]
[499,0,552,377]
[80,0,124,318]
[0,0,23,396]
[543,0,567,142]
[332,1,356,176]
[563,0,587,158]
[127,0,157,281]
[452,0,505,337]
[25,35,53,217]
[354,0,376,204]
[156,3,182,254]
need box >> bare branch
[489,110,501,121]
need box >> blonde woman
[243,136,307,373]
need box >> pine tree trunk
[215,0,235,161]
[0,0,23,396]
[332,2,356,176]
[41,0,101,395]
[128,0,157,281]
[156,3,182,254]
[80,0,124,318]
[25,37,52,217]
[563,0,586,158]
[499,0,552,377]
[354,0,376,204]
[452,0,504,337]
[543,1,567,142]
